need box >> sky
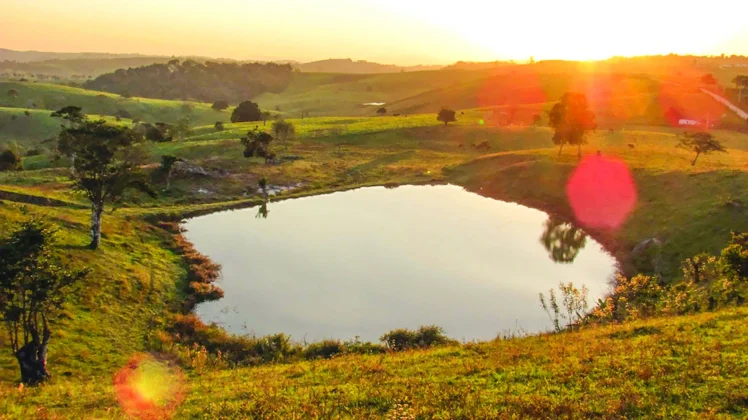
[2,0,748,65]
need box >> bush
[214,121,225,131]
[304,340,345,360]
[212,100,229,111]
[0,148,22,171]
[380,325,454,351]
[721,232,748,280]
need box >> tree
[676,132,727,166]
[733,75,748,102]
[159,155,181,191]
[145,122,174,143]
[230,101,262,123]
[532,113,542,126]
[173,117,191,140]
[212,100,229,111]
[701,73,717,85]
[0,220,89,384]
[0,149,22,171]
[272,120,295,146]
[240,130,274,159]
[50,106,85,128]
[376,107,387,115]
[262,111,272,126]
[540,216,588,263]
[7,88,19,99]
[58,120,155,249]
[437,109,456,125]
[548,93,597,158]
[214,121,225,131]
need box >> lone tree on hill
[272,120,295,145]
[262,111,272,126]
[211,100,229,111]
[0,220,89,385]
[376,107,387,115]
[58,120,155,249]
[0,149,22,171]
[231,101,262,123]
[437,108,456,125]
[548,93,597,158]
[676,131,727,166]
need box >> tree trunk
[577,144,582,159]
[692,153,700,166]
[16,334,50,385]
[558,144,564,157]
[90,202,104,250]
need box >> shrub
[304,340,345,360]
[214,121,225,131]
[0,148,22,171]
[189,282,224,303]
[380,326,453,351]
[721,232,748,280]
[212,100,229,111]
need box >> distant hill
[0,48,150,63]
[295,58,441,74]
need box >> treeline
[83,60,294,102]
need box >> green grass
[1,306,745,418]
[0,81,229,127]
[0,106,128,149]
[1,74,747,418]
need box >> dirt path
[700,88,748,120]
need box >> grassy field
[0,81,229,127]
[1,72,747,418]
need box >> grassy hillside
[0,81,228,126]
[0,68,747,418]
[0,107,130,149]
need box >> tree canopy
[212,100,229,111]
[84,60,293,103]
[676,132,727,166]
[231,101,262,123]
[437,109,456,125]
[241,130,274,160]
[0,220,89,384]
[548,93,597,157]
[58,120,154,249]
[0,149,22,171]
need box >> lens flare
[113,354,185,419]
[566,155,637,230]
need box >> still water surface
[183,185,617,342]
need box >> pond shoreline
[177,184,619,341]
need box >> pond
[183,185,618,342]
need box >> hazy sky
[2,0,747,65]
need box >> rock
[172,161,210,177]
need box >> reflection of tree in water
[256,199,269,219]
[540,216,588,263]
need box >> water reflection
[184,185,615,341]
[540,216,588,264]
[256,199,270,219]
